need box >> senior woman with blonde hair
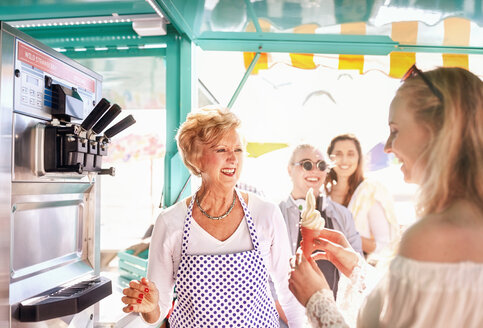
[121,107,305,327]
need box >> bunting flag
[289,24,318,70]
[246,142,289,158]
[339,22,366,74]
[243,18,483,78]
[442,18,471,68]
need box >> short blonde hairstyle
[397,67,483,216]
[175,107,242,175]
[289,144,320,165]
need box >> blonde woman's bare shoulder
[398,201,483,263]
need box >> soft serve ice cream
[300,188,325,259]
[300,188,325,230]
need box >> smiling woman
[121,107,305,327]
[325,134,400,259]
[288,66,483,328]
[274,143,362,323]
[384,95,431,184]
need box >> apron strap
[182,189,261,253]
[180,196,196,255]
[235,188,260,251]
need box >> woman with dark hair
[289,66,483,327]
[325,135,364,208]
[325,134,399,258]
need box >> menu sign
[17,41,96,93]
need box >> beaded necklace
[196,190,236,220]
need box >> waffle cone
[300,226,322,259]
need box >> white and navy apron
[169,190,279,328]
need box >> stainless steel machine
[0,22,135,327]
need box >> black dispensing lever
[104,115,136,139]
[80,98,110,132]
[91,104,122,135]
[42,97,135,175]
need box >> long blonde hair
[398,67,483,216]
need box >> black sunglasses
[401,64,443,102]
[294,159,328,172]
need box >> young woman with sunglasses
[325,134,400,262]
[272,144,362,327]
[289,67,483,327]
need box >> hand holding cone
[300,188,325,259]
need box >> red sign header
[17,41,96,93]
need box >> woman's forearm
[141,305,161,324]
[362,236,376,254]
[306,289,349,328]
[275,300,288,324]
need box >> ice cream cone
[300,226,322,259]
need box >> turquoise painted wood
[0,0,153,20]
[196,31,398,55]
[164,26,193,207]
[227,52,260,109]
[18,23,168,49]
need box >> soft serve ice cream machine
[0,22,135,327]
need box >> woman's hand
[311,229,360,278]
[288,251,330,307]
[121,277,159,315]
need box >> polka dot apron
[169,190,279,327]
